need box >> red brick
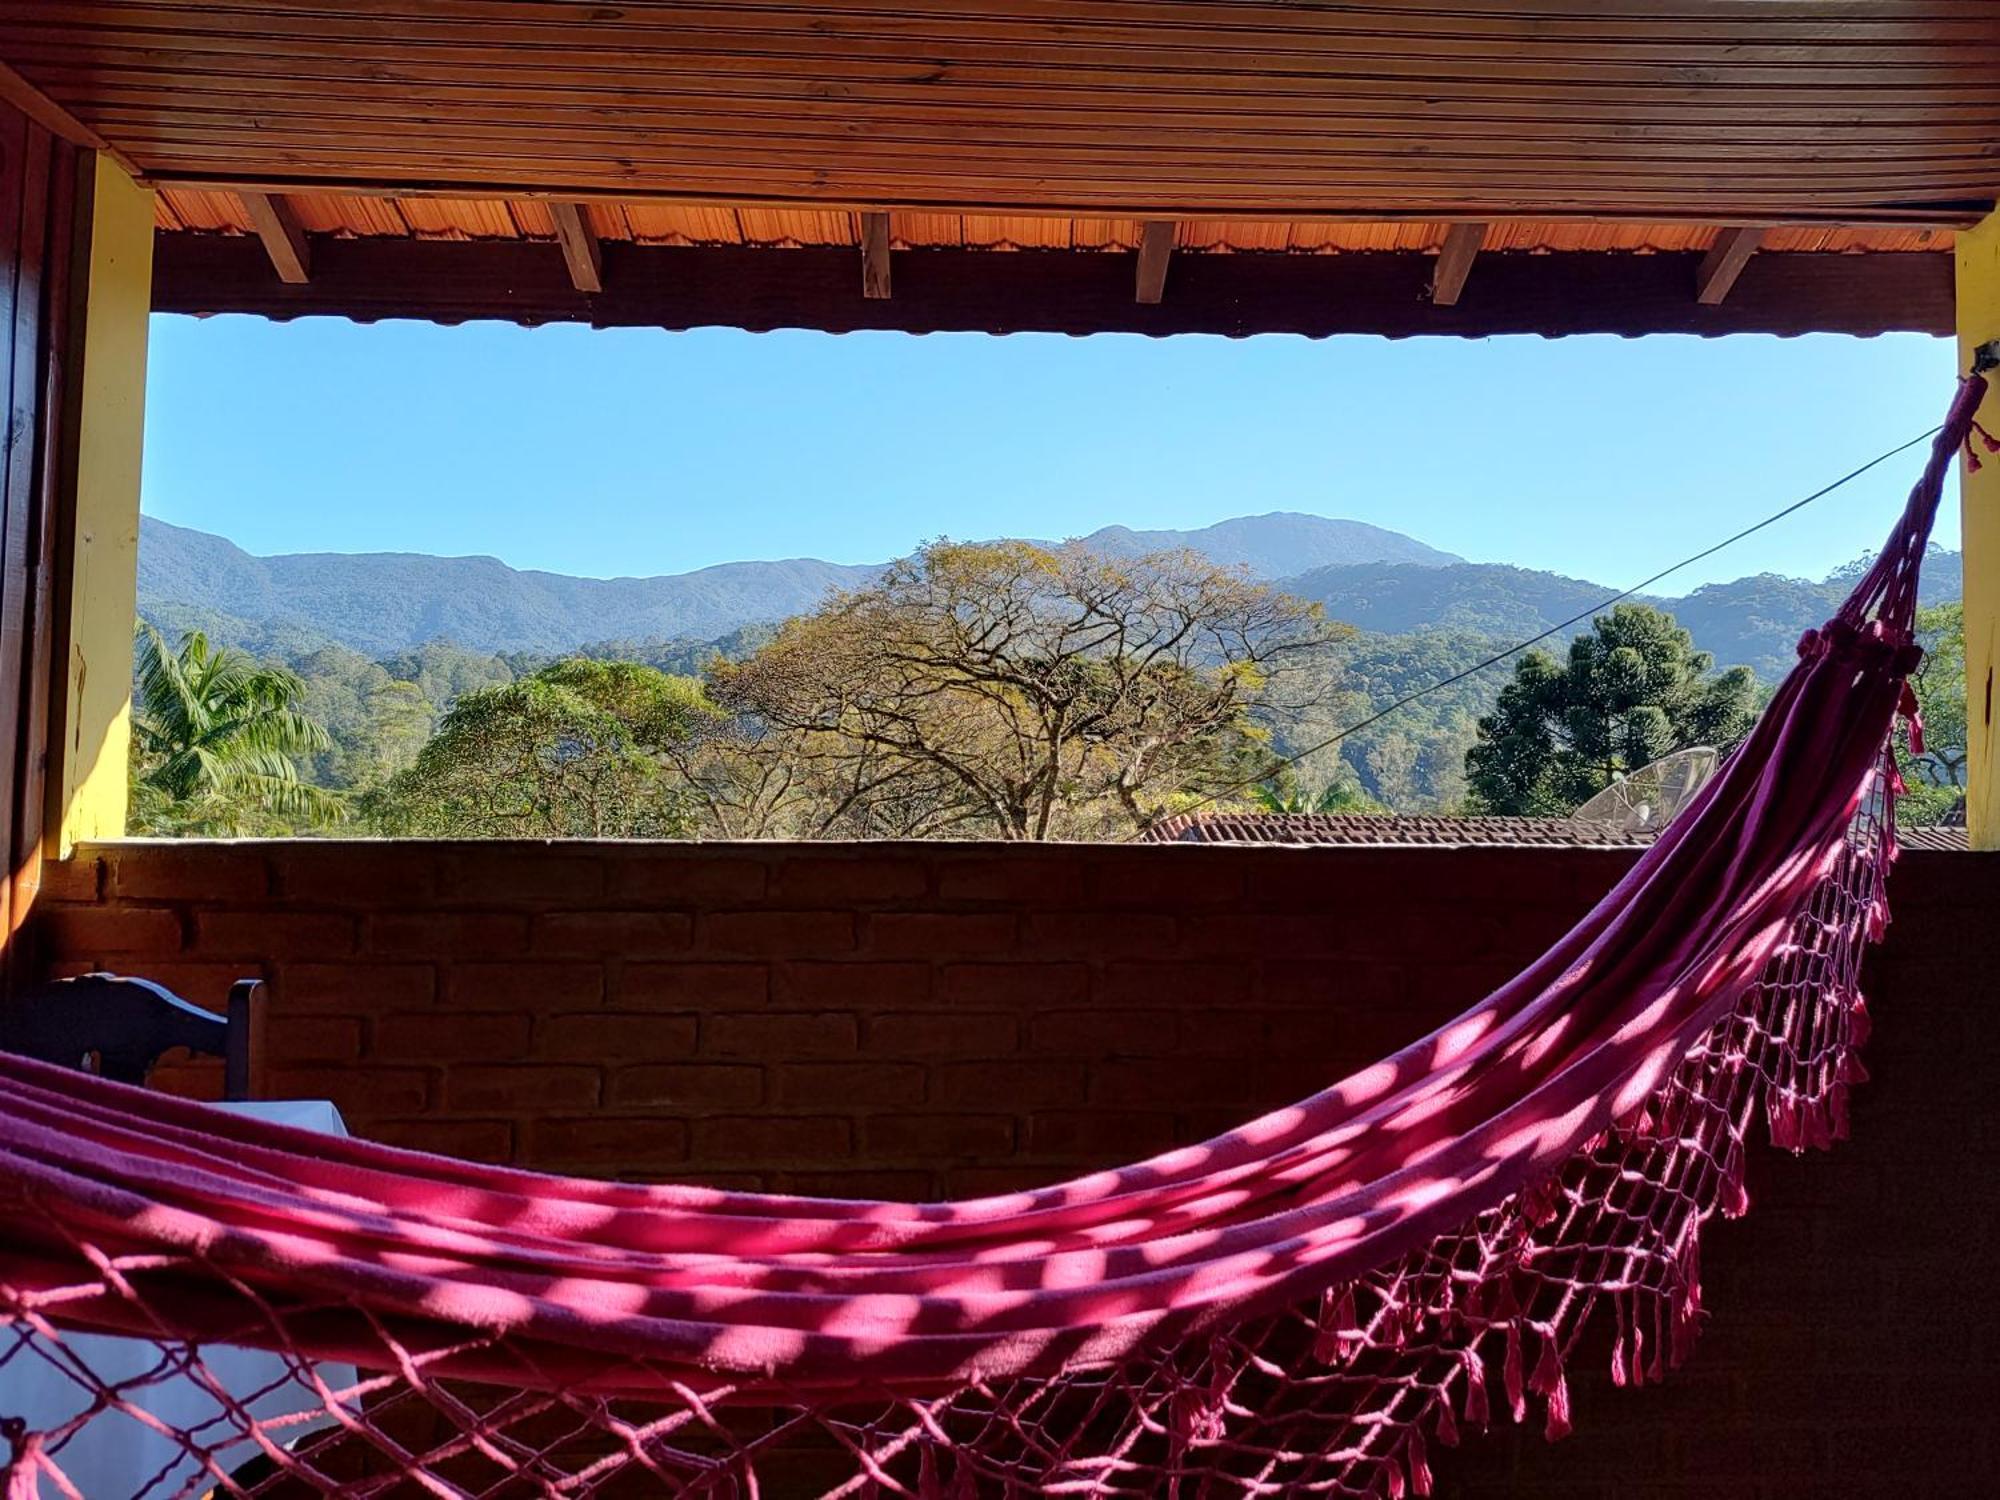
[618,963,769,1010]
[374,1012,531,1062]
[275,847,436,906]
[1028,1009,1177,1056]
[36,905,182,955]
[269,1066,430,1116]
[34,855,103,903]
[264,1016,364,1064]
[772,857,930,904]
[938,962,1086,1007]
[606,856,768,905]
[275,963,434,1013]
[366,912,529,958]
[193,911,355,959]
[773,1062,925,1108]
[701,911,856,957]
[691,1115,851,1163]
[1095,961,1248,1008]
[861,1113,1015,1159]
[440,851,602,905]
[540,1013,698,1061]
[1027,1110,1178,1159]
[866,1011,1018,1057]
[608,1064,764,1109]
[775,962,930,1008]
[932,1061,1086,1109]
[1252,961,1405,1012]
[367,1118,515,1163]
[111,848,269,903]
[1081,858,1243,909]
[440,962,603,1011]
[1019,912,1176,957]
[935,856,1085,905]
[1091,1058,1270,1109]
[532,911,693,957]
[866,913,1016,958]
[706,1012,857,1058]
[939,1164,1060,1197]
[526,1117,688,1169]
[444,1064,601,1113]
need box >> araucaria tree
[130,622,342,834]
[371,659,720,838]
[1465,604,1756,815]
[712,541,1338,839]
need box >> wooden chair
[0,973,267,1100]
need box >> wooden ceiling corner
[239,192,310,284]
[549,202,602,293]
[861,212,892,300]
[1696,227,1770,305]
[1429,223,1488,307]
[1136,221,1175,305]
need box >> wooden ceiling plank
[1695,225,1770,304]
[1428,221,1488,306]
[1135,219,1174,304]
[861,210,892,299]
[548,199,602,291]
[239,190,311,282]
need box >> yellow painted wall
[57,156,153,853]
[1961,213,2000,849]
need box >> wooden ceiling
[4,1,1998,224]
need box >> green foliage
[1896,601,1967,826]
[368,659,721,838]
[129,622,343,835]
[1464,604,1758,815]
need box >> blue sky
[141,317,1959,594]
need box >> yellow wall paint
[57,156,153,853]
[1960,212,2000,850]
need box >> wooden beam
[1429,222,1488,306]
[548,201,602,294]
[861,211,892,300]
[1136,220,1176,305]
[238,192,310,284]
[152,237,1955,342]
[0,61,146,180]
[1695,226,1769,305]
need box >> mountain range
[138,513,1961,685]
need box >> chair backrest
[0,973,266,1099]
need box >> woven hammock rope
[0,375,1989,1499]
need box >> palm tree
[132,622,343,830]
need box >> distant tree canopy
[1897,601,1967,826]
[1464,604,1757,816]
[712,541,1340,839]
[129,622,342,836]
[369,659,720,838]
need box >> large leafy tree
[370,659,719,838]
[130,622,342,834]
[712,541,1339,839]
[1465,604,1757,815]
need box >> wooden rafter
[1136,220,1175,304]
[1695,226,1769,305]
[549,201,602,293]
[861,212,892,299]
[1429,222,1488,306]
[238,192,311,284]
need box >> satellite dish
[1571,746,1720,835]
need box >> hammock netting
[0,376,1988,1499]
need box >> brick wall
[20,839,2000,1496]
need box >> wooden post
[53,155,152,853]
[1961,211,2000,849]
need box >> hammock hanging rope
[0,374,1988,1499]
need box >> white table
[1,1099,359,1499]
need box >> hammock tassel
[1530,1331,1573,1441]
[1313,1281,1362,1364]
[3,1422,41,1500]
[1404,1423,1433,1496]
[1460,1349,1491,1431]
[1671,1233,1704,1369]
[1502,1321,1527,1424]
[1432,1389,1460,1449]
[917,1444,942,1500]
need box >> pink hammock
[0,375,1987,1498]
